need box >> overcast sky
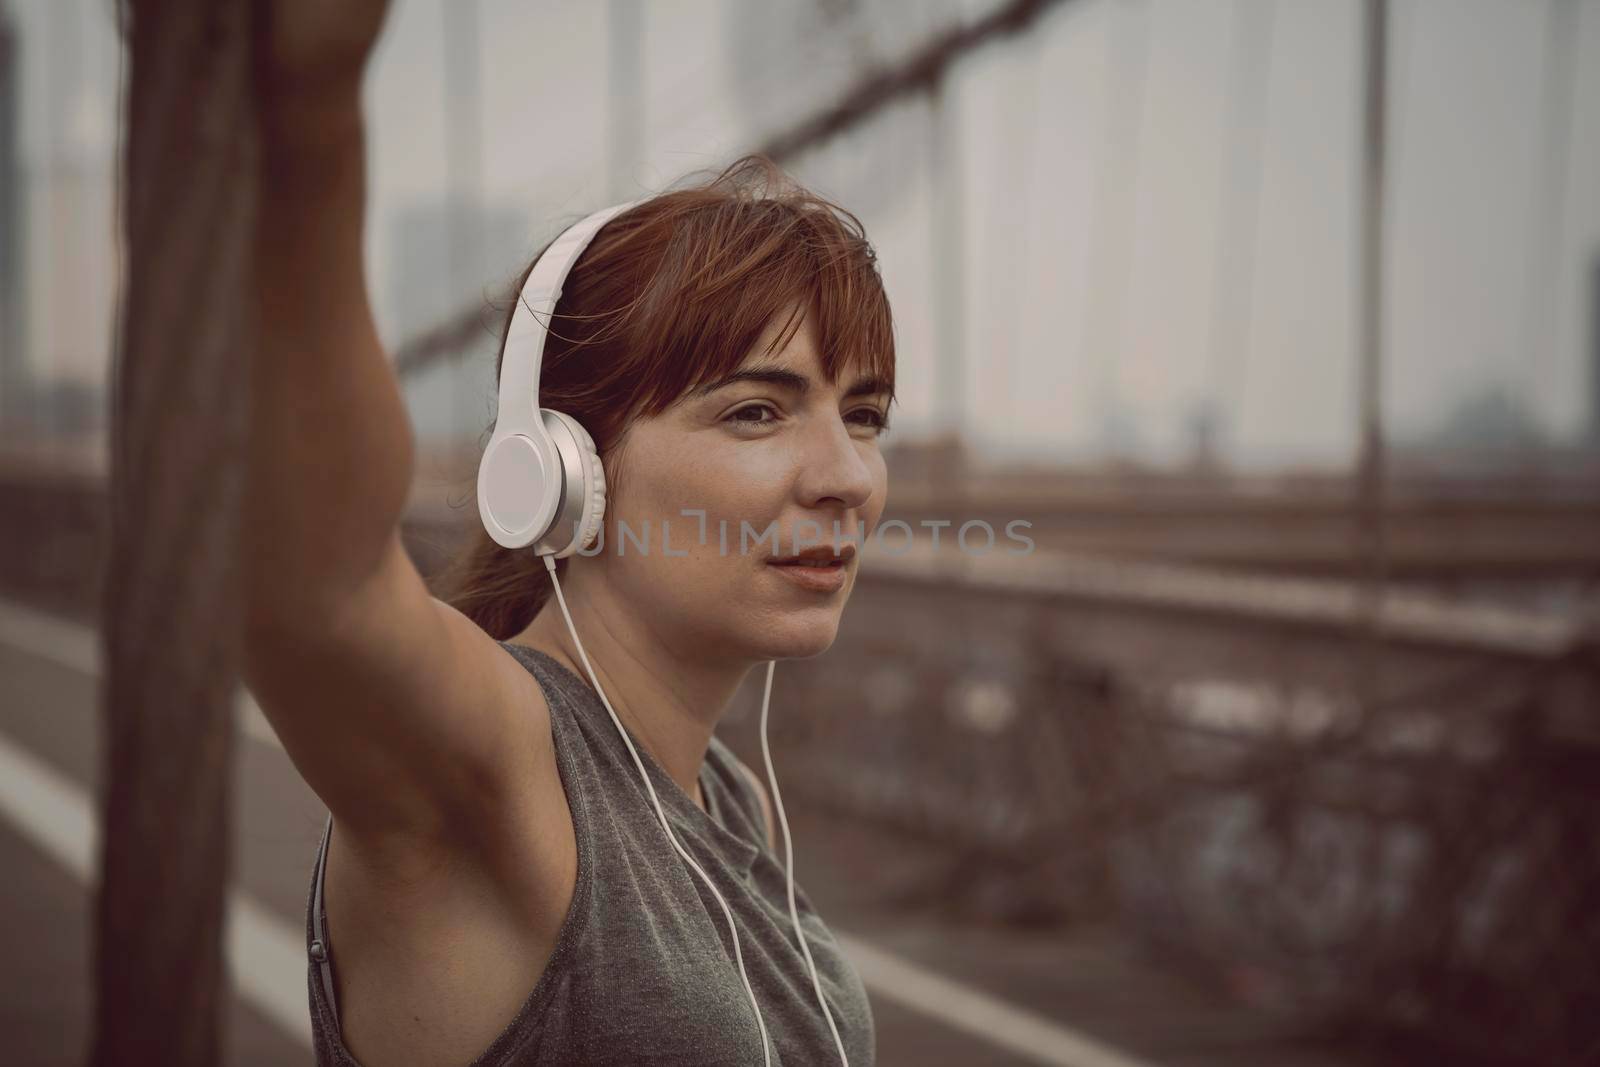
[11,0,1600,470]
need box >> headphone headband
[494,198,647,436]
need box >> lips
[766,553,851,593]
[767,544,858,567]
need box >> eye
[724,402,891,436]
[847,407,891,434]
[725,403,781,430]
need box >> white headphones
[476,201,850,1067]
[476,198,646,555]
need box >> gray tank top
[304,641,876,1065]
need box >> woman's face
[591,309,891,665]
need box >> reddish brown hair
[430,154,897,640]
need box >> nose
[793,412,876,514]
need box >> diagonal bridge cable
[390,0,1078,382]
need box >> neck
[514,570,753,809]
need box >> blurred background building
[2,1,1599,1064]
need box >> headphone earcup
[544,409,607,559]
[477,424,563,550]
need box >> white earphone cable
[760,660,851,1067]
[542,554,774,1066]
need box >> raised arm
[239,1,553,861]
[246,0,408,610]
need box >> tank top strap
[308,812,340,1031]
[704,735,772,851]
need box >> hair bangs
[620,167,896,420]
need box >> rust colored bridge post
[91,0,257,1063]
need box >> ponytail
[429,523,568,641]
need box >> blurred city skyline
[4,0,1600,473]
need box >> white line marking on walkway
[0,598,285,750]
[0,594,1161,1067]
[837,932,1156,1067]
[0,728,312,1048]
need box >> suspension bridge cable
[391,0,1080,381]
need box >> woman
[242,3,895,1065]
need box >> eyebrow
[694,365,890,401]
